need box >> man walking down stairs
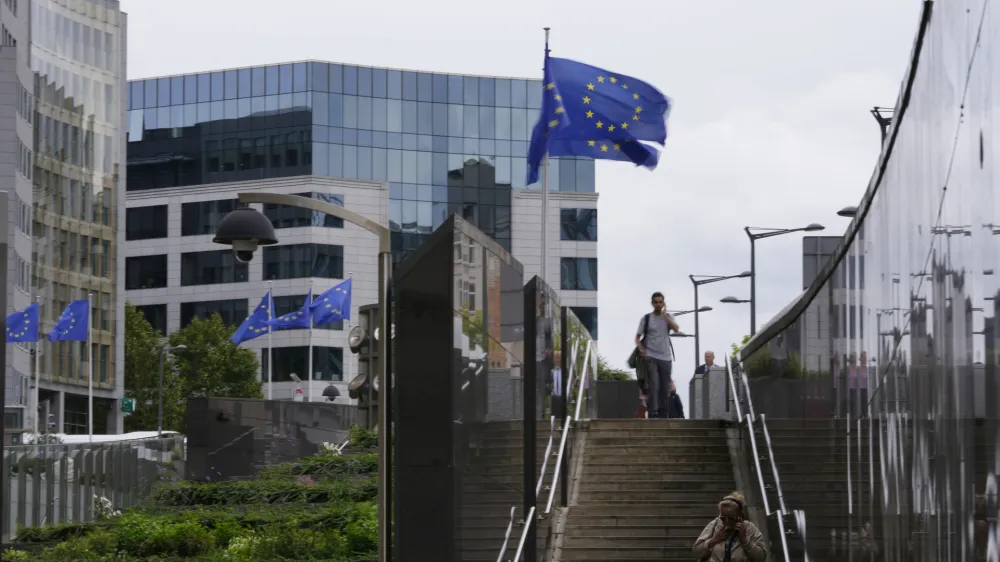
[556,419,738,561]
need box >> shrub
[14,521,107,543]
[151,477,377,507]
[348,425,378,450]
[260,452,377,479]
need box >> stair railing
[726,358,799,562]
[496,339,593,562]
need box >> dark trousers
[644,358,673,418]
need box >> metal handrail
[774,509,792,562]
[737,362,757,420]
[759,413,787,514]
[743,412,771,515]
[725,357,744,422]
[497,338,594,562]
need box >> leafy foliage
[124,302,177,433]
[596,354,632,381]
[7,426,380,561]
[169,314,263,407]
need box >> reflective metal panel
[736,3,1000,560]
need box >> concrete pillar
[55,390,65,433]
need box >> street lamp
[745,224,824,335]
[721,296,751,304]
[689,272,750,368]
[669,306,713,317]
[214,195,393,562]
[837,206,858,218]
[672,332,695,338]
[158,344,186,437]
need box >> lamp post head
[738,270,752,278]
[172,345,187,352]
[673,332,694,338]
[698,306,713,312]
[804,223,825,232]
[721,296,749,304]
[213,206,279,263]
[838,206,858,218]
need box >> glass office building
[0,0,127,435]
[125,60,601,392]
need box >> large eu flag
[311,278,352,326]
[48,300,89,342]
[6,302,39,343]
[269,289,313,331]
[232,291,273,345]
[527,53,672,185]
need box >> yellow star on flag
[614,143,621,150]
[600,145,609,152]
[608,124,616,132]
[597,76,605,83]
[595,121,603,129]
[582,96,591,104]
[554,94,561,101]
[609,77,617,84]
[621,122,629,129]
[545,83,555,90]
[549,120,559,128]
[555,107,565,114]
[586,110,594,118]
[622,84,628,89]
[587,140,596,147]
[586,83,595,91]
[633,93,640,100]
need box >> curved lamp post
[745,224,824,335]
[158,344,186,437]
[721,296,752,304]
[690,272,750,368]
[214,194,392,562]
[838,206,858,218]
[669,306,713,317]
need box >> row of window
[36,226,112,280]
[561,258,598,292]
[32,2,116,72]
[560,209,598,242]
[125,244,345,290]
[261,346,344,382]
[36,173,114,227]
[35,66,118,128]
[5,0,17,16]
[132,97,548,144]
[125,193,345,241]
[40,288,113,331]
[137,296,345,336]
[37,115,115,172]
[38,341,113,385]
[16,82,33,125]
[16,197,31,237]
[14,253,29,293]
[127,63,542,111]
[16,140,32,180]
[389,200,511,240]
[1,24,15,47]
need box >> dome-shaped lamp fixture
[322,384,341,402]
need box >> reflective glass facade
[30,0,124,389]
[737,4,999,559]
[126,61,597,264]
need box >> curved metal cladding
[736,1,1000,560]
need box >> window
[14,253,29,292]
[261,346,344,383]
[181,199,240,236]
[274,294,343,330]
[263,192,344,229]
[561,258,598,291]
[181,250,248,286]
[181,299,248,328]
[126,205,168,240]
[126,254,168,290]
[560,209,598,241]
[16,197,31,237]
[136,304,167,335]
[15,141,31,180]
[5,0,17,17]
[571,306,598,340]
[262,244,344,280]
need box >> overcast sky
[122,0,922,413]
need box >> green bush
[151,477,377,507]
[348,426,378,450]
[260,452,378,479]
[15,520,108,543]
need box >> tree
[597,354,633,381]
[169,313,263,411]
[123,302,180,432]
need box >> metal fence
[1,436,186,541]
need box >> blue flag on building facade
[48,300,89,342]
[269,289,313,331]
[311,278,352,326]
[6,302,39,343]
[232,290,274,345]
[527,53,672,185]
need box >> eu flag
[269,289,313,331]
[232,291,274,345]
[311,278,352,326]
[6,302,39,343]
[48,300,89,342]
[527,54,671,185]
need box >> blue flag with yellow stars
[232,290,274,345]
[311,278,352,326]
[48,300,89,342]
[6,302,39,343]
[269,289,313,331]
[527,53,672,185]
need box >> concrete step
[560,545,698,560]
[578,471,733,482]
[587,428,732,438]
[569,502,719,518]
[584,452,731,463]
[583,461,733,475]
[577,489,728,503]
[579,479,735,493]
[567,513,714,527]
[587,436,729,446]
[565,534,699,548]
[588,419,727,429]
[566,524,706,539]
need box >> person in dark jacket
[666,380,685,418]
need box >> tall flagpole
[307,280,314,403]
[87,293,93,443]
[540,27,551,285]
[33,296,40,436]
[267,282,273,401]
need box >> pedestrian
[666,380,685,419]
[695,350,716,376]
[692,492,767,562]
[634,292,678,419]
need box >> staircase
[559,419,736,561]
[458,420,562,561]
[758,419,880,562]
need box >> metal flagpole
[540,27,551,285]
[267,282,273,401]
[307,280,314,403]
[33,296,40,436]
[87,293,93,443]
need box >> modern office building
[124,61,599,399]
[0,0,128,436]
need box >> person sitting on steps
[692,491,768,562]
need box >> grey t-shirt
[637,313,673,362]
